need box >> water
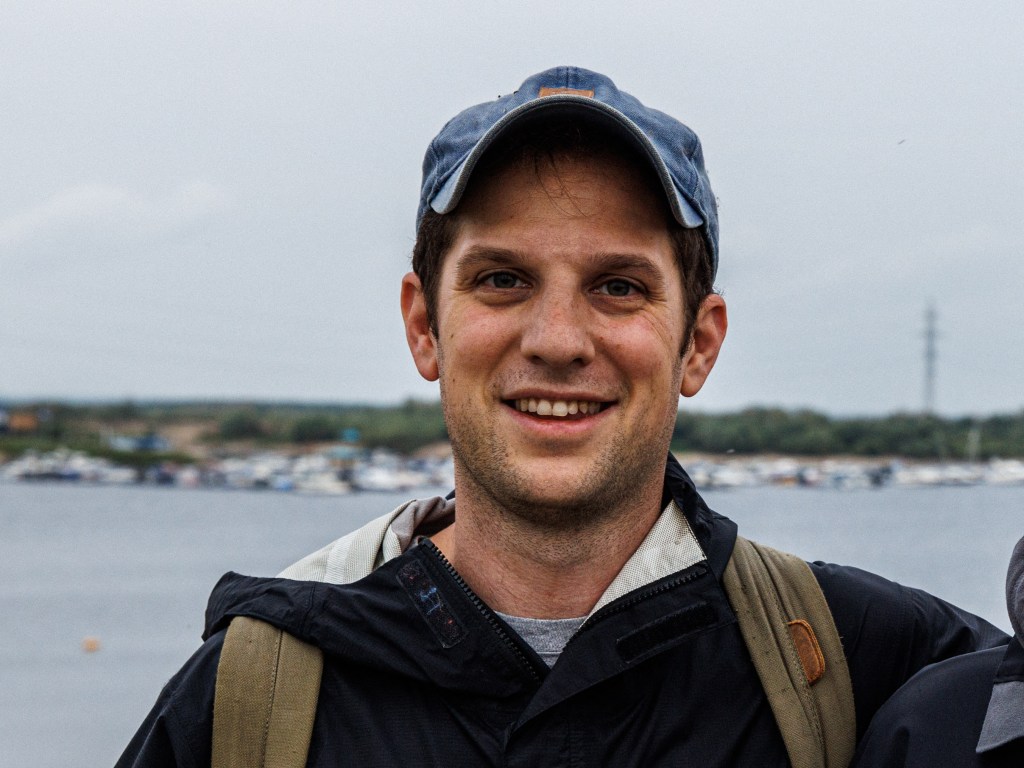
[1,481,1020,767]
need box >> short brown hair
[411,120,715,350]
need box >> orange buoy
[81,636,101,653]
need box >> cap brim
[429,95,705,230]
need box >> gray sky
[2,1,1021,416]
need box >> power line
[923,302,938,415]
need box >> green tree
[219,411,266,440]
[291,416,339,443]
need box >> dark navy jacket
[117,458,1007,767]
[852,638,1024,767]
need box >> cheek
[606,343,680,400]
[476,297,526,333]
[439,308,514,374]
[599,317,685,385]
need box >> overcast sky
[2,1,1021,416]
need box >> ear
[401,272,439,382]
[681,294,728,397]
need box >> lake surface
[1,481,1020,767]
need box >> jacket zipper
[573,562,709,636]
[421,539,545,683]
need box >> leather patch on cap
[788,619,826,685]
[538,86,595,98]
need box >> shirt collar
[977,637,1024,753]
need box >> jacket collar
[282,451,737,597]
[977,636,1024,753]
[389,453,737,610]
[663,452,738,580]
[203,454,738,696]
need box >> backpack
[212,536,855,768]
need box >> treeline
[672,408,1024,460]
[211,400,448,455]
[0,399,449,458]
[2,400,1024,460]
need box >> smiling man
[118,67,1006,768]
[404,137,725,620]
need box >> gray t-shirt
[496,612,586,667]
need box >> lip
[501,397,616,437]
[501,389,612,403]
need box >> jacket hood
[204,546,544,697]
[977,635,1024,753]
[1007,535,1024,640]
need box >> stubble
[441,358,683,536]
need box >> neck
[430,482,663,619]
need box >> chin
[469,455,649,531]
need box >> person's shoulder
[805,559,1007,741]
[851,646,1004,768]
[115,631,225,768]
[809,561,906,613]
[883,644,1004,713]
[808,560,1006,650]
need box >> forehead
[435,153,686,316]
[467,123,669,211]
[453,150,675,247]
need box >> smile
[512,398,607,418]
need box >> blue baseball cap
[417,66,719,277]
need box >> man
[118,67,1005,767]
[852,535,1024,766]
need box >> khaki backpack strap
[723,536,856,768]
[212,616,324,768]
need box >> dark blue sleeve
[849,647,1006,768]
[810,562,1009,740]
[114,634,223,768]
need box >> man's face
[403,152,723,527]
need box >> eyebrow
[453,247,520,270]
[591,253,667,283]
[453,247,668,285]
[450,247,523,287]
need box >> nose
[519,286,595,369]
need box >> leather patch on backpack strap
[788,619,825,685]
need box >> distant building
[8,411,39,434]
[106,433,171,453]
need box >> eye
[482,271,526,290]
[597,278,641,297]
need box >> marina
[4,446,1024,493]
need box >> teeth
[516,399,603,417]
